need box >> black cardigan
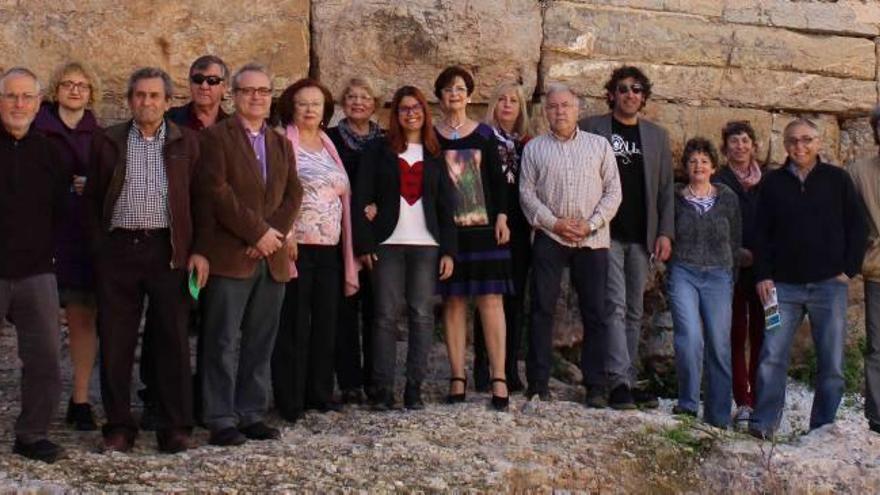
[753,160,867,284]
[353,138,458,257]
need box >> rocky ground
[0,324,878,493]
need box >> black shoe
[156,429,191,454]
[208,427,247,446]
[585,386,608,409]
[748,428,772,441]
[672,405,698,418]
[280,410,303,424]
[525,388,552,401]
[608,385,637,410]
[239,422,280,441]
[340,389,364,405]
[140,401,160,431]
[490,378,509,411]
[633,388,659,409]
[371,388,396,411]
[871,422,880,435]
[404,382,424,410]
[312,401,343,413]
[446,377,467,404]
[66,399,98,431]
[13,438,63,463]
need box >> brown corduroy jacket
[193,117,303,282]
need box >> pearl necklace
[687,183,713,199]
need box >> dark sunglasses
[616,83,644,95]
[190,74,224,86]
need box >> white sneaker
[733,405,752,429]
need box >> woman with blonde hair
[34,61,102,430]
[472,82,533,393]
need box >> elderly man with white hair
[0,67,68,463]
[519,83,622,402]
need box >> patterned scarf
[337,118,383,152]
[492,126,522,185]
[730,160,762,190]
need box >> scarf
[492,126,522,185]
[730,160,762,190]
[337,118,383,152]
[285,125,361,296]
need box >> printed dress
[435,123,513,296]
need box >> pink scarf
[730,160,762,190]
[285,125,360,296]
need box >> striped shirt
[111,121,170,230]
[519,128,622,248]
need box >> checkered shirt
[110,121,170,229]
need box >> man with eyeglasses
[166,55,230,131]
[579,65,675,410]
[85,67,208,454]
[0,67,68,463]
[196,63,302,447]
[749,118,866,439]
[520,83,621,401]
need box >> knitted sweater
[670,183,741,269]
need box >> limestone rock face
[0,1,309,121]
[723,0,880,37]
[311,0,542,104]
[840,118,878,166]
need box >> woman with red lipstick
[353,85,456,410]
[327,77,384,405]
[472,82,532,394]
[668,137,741,428]
[271,78,359,422]
[34,61,101,431]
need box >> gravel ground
[0,324,878,492]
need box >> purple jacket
[33,102,100,291]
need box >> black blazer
[353,138,458,257]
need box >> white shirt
[383,143,438,247]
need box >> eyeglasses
[1,93,39,104]
[442,86,468,95]
[397,104,423,115]
[235,87,272,97]
[191,74,224,86]
[784,136,818,146]
[616,83,644,95]
[546,102,575,112]
[295,101,324,110]
[59,80,91,92]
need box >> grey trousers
[866,280,880,427]
[585,240,650,388]
[0,274,61,443]
[200,262,285,431]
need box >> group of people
[1,54,878,465]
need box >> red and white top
[383,143,438,246]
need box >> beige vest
[848,155,880,282]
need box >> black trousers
[95,230,192,437]
[525,231,608,394]
[334,269,373,393]
[473,219,532,387]
[272,244,341,416]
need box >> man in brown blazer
[196,63,302,447]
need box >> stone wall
[2,0,878,350]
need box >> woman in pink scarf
[270,78,359,423]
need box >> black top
[609,117,647,244]
[352,138,458,257]
[165,102,229,131]
[713,165,764,284]
[326,125,383,191]
[435,123,507,229]
[754,160,867,283]
[0,126,69,278]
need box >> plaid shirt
[519,128,622,248]
[110,121,170,229]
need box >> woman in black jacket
[353,86,456,410]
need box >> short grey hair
[190,55,229,81]
[126,67,173,100]
[0,67,41,94]
[544,83,578,101]
[783,117,819,139]
[231,63,272,91]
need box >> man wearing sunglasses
[579,65,675,410]
[166,55,230,131]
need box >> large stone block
[840,118,878,166]
[722,0,880,37]
[311,0,542,104]
[544,58,878,114]
[0,1,309,119]
[544,3,875,80]
[560,0,724,17]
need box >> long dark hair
[386,85,440,156]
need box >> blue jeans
[751,278,849,434]
[668,262,734,427]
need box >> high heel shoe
[490,377,509,411]
[446,377,467,404]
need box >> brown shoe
[102,431,134,453]
[157,429,191,454]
